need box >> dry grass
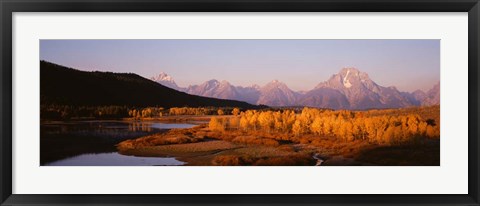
[116,126,206,150]
[212,155,250,166]
[119,134,315,166]
[210,146,314,166]
[231,136,280,147]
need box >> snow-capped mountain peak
[307,67,417,109]
[152,72,174,82]
[264,79,288,88]
[343,69,353,88]
[207,79,220,84]
[150,68,438,109]
[151,72,183,91]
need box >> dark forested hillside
[40,61,262,109]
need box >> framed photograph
[1,0,479,205]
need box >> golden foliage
[232,108,240,116]
[210,106,440,145]
[209,117,225,132]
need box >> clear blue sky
[40,39,440,92]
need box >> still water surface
[44,152,184,166]
[41,120,196,166]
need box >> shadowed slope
[40,61,262,109]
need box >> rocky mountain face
[235,85,262,105]
[150,72,183,91]
[151,68,439,110]
[410,82,440,106]
[186,80,244,101]
[257,80,299,107]
[308,68,416,110]
[297,88,350,110]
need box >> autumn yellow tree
[208,106,439,145]
[232,108,240,116]
[228,117,240,130]
[426,125,437,138]
[310,117,323,135]
[292,120,303,136]
[209,117,225,132]
[322,116,334,136]
[383,126,396,145]
[258,111,274,132]
[239,115,249,131]
[249,112,258,130]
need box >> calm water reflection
[45,152,184,166]
[41,120,196,166]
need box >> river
[41,120,196,166]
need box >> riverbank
[122,115,227,124]
[116,125,316,166]
[116,124,440,166]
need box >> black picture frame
[1,0,479,205]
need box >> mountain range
[41,61,262,109]
[152,68,440,110]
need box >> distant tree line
[41,105,130,120]
[41,105,243,120]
